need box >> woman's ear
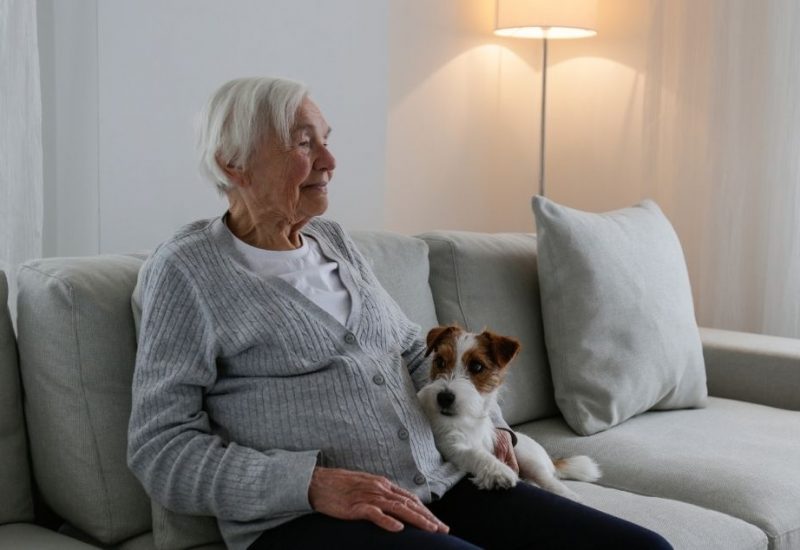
[217,154,248,188]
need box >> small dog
[418,325,601,501]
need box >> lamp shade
[495,0,597,39]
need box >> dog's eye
[433,357,446,370]
[468,361,484,374]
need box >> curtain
[0,0,43,317]
[645,0,800,338]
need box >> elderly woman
[128,77,671,550]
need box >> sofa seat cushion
[517,398,800,550]
[0,272,34,525]
[567,481,766,550]
[0,523,100,549]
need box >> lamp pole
[538,36,548,197]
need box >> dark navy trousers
[249,478,673,549]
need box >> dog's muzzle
[437,390,456,415]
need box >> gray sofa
[2,229,799,549]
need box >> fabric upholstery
[351,230,439,331]
[420,231,556,426]
[15,257,150,544]
[701,327,800,410]
[532,197,707,435]
[0,524,100,550]
[518,397,800,550]
[0,272,34,525]
[566,481,767,550]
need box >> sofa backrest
[16,256,150,545]
[420,231,557,425]
[0,271,34,525]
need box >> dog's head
[417,325,521,420]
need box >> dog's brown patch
[461,347,504,393]
[425,325,462,381]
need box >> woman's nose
[315,145,336,172]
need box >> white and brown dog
[417,325,601,501]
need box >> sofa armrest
[700,327,800,410]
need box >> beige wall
[387,0,539,234]
[386,0,656,236]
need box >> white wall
[38,0,99,257]
[40,0,389,255]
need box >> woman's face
[240,97,336,223]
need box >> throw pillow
[532,196,707,436]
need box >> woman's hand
[308,467,449,534]
[494,429,520,473]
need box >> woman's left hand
[494,429,519,473]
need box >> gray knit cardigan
[128,216,477,549]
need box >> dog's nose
[437,391,456,408]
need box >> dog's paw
[472,462,519,490]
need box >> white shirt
[226,225,352,327]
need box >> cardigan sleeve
[127,251,319,522]
[403,337,431,392]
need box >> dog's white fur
[418,327,601,501]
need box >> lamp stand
[538,37,548,197]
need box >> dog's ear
[479,331,521,368]
[425,325,459,357]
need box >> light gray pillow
[532,196,707,436]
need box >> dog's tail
[553,456,601,482]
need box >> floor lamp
[494,0,597,197]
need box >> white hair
[196,76,308,194]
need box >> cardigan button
[344,333,356,344]
[413,473,426,485]
[398,428,409,440]
[372,374,385,385]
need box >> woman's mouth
[302,182,328,193]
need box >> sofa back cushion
[350,230,439,331]
[419,232,557,425]
[16,257,150,544]
[0,271,34,524]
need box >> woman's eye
[468,362,484,374]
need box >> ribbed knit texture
[127,216,464,550]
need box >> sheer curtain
[645,0,800,338]
[0,0,43,316]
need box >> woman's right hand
[308,467,449,534]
